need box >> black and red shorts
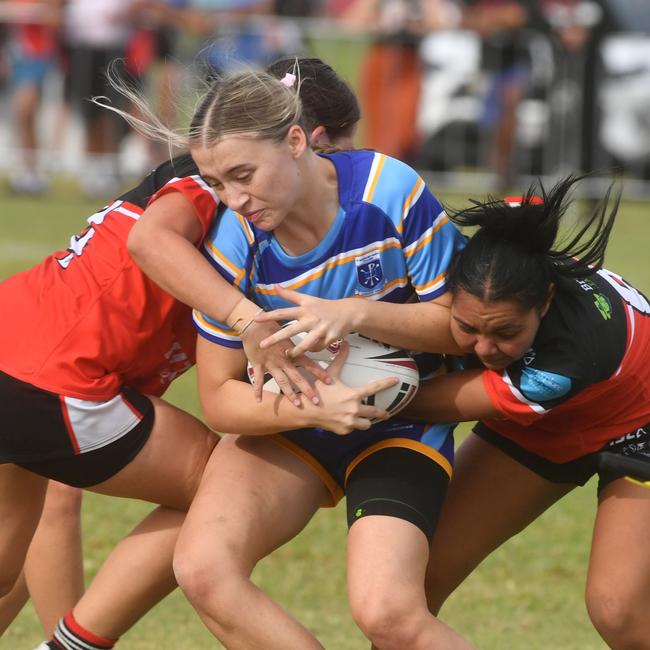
[0,370,154,488]
[474,421,650,494]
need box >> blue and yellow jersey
[193,149,465,348]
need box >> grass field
[1,180,648,649]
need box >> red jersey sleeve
[482,368,549,426]
[147,175,220,240]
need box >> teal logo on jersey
[593,293,612,320]
[520,368,572,402]
[355,252,384,290]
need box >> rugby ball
[246,331,419,416]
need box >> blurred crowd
[0,0,644,198]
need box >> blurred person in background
[459,0,535,191]
[179,0,281,75]
[60,0,137,198]
[460,0,605,190]
[341,0,457,164]
[539,0,607,175]
[2,0,61,195]
[122,0,191,168]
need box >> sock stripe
[52,612,116,650]
[54,622,94,650]
[63,612,117,646]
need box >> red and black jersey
[482,268,650,462]
[0,153,220,401]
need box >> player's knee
[0,569,22,598]
[587,583,649,648]
[173,537,245,611]
[351,591,426,649]
[173,541,209,601]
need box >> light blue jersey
[193,149,464,501]
[194,149,465,347]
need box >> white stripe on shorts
[62,393,143,455]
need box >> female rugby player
[169,69,471,650]
[411,177,650,650]
[261,174,650,648]
[0,59,363,650]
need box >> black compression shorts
[345,446,450,541]
[475,421,650,495]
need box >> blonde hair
[94,62,305,152]
[189,69,304,147]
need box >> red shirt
[13,0,57,57]
[0,164,219,401]
[482,269,650,462]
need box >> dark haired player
[402,176,650,649]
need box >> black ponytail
[448,175,621,309]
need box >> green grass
[2,183,645,649]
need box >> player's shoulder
[118,152,200,209]
[324,150,422,203]
[204,206,257,251]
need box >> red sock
[51,610,118,649]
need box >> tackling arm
[404,369,502,423]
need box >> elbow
[126,226,146,264]
[199,392,244,435]
[201,405,233,435]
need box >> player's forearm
[351,299,463,354]
[200,380,314,436]
[404,369,499,423]
[129,227,248,325]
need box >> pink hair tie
[280,72,297,88]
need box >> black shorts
[63,45,127,120]
[0,371,154,488]
[474,421,650,494]
[345,446,449,541]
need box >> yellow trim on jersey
[193,310,239,339]
[344,437,453,485]
[204,240,246,288]
[363,153,387,203]
[254,240,403,294]
[397,177,425,235]
[413,271,446,294]
[269,434,344,506]
[234,212,255,245]
[367,276,409,299]
[625,477,650,489]
[403,214,448,258]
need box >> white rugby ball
[246,331,419,416]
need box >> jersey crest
[355,251,385,293]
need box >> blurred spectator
[459,0,534,190]
[179,1,285,75]
[123,1,189,167]
[61,0,137,197]
[459,0,605,189]
[3,0,61,195]
[341,0,455,164]
[539,0,608,174]
[274,0,322,17]
[272,0,323,58]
